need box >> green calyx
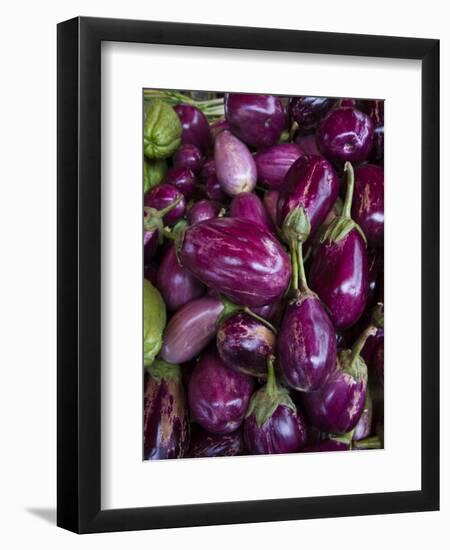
[282,206,311,245]
[144,101,182,160]
[339,325,377,381]
[217,296,242,325]
[245,356,296,428]
[144,195,183,236]
[371,302,384,329]
[172,220,189,264]
[352,436,382,450]
[143,280,167,368]
[147,359,181,384]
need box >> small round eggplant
[144,183,186,226]
[217,312,276,377]
[309,163,368,329]
[205,174,227,202]
[144,360,190,459]
[163,166,196,200]
[214,130,257,196]
[316,106,374,164]
[157,244,205,311]
[179,217,292,307]
[224,93,286,149]
[289,96,337,131]
[173,143,204,174]
[188,348,254,434]
[244,356,307,454]
[302,325,376,434]
[174,103,212,154]
[187,429,246,458]
[351,164,384,247]
[187,199,221,225]
[230,192,274,232]
[254,143,303,190]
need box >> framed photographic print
[57,17,439,533]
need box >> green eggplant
[143,278,166,367]
[144,101,182,159]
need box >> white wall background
[0,1,447,548]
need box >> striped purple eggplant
[254,143,303,190]
[230,192,274,232]
[187,429,246,458]
[174,103,212,154]
[351,164,384,247]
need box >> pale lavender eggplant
[216,312,275,377]
[157,245,205,311]
[289,96,337,131]
[263,190,279,227]
[214,130,257,196]
[174,103,212,154]
[295,133,321,156]
[188,348,254,434]
[351,164,384,247]
[254,143,303,190]
[179,217,292,307]
[187,199,221,225]
[205,174,227,202]
[230,192,274,232]
[163,166,196,200]
[160,296,226,364]
[173,143,204,174]
[316,106,374,164]
[187,429,246,458]
[144,183,186,226]
[224,93,286,149]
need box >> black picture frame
[57,16,440,534]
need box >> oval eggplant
[144,183,186,226]
[188,348,254,434]
[351,164,384,247]
[179,217,292,307]
[254,143,303,190]
[188,429,246,458]
[187,199,221,225]
[174,103,212,154]
[214,130,257,196]
[289,96,337,131]
[217,312,275,377]
[173,143,204,174]
[230,192,274,232]
[224,93,286,149]
[163,166,196,200]
[157,244,205,311]
[143,279,166,368]
[144,360,190,459]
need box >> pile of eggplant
[143,90,384,459]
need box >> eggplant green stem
[244,307,277,334]
[342,162,355,219]
[143,90,225,118]
[352,436,382,450]
[290,240,299,292]
[350,325,377,364]
[296,241,310,293]
[266,355,277,398]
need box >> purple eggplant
[309,163,368,329]
[244,356,307,454]
[295,133,321,156]
[366,249,383,308]
[210,117,230,140]
[263,190,279,227]
[224,93,286,149]
[187,429,246,458]
[373,341,384,388]
[200,157,216,183]
[188,348,254,434]
[157,244,205,311]
[214,130,257,196]
[352,390,373,441]
[205,174,227,202]
[173,143,204,175]
[289,96,337,131]
[187,199,221,225]
[143,229,158,263]
[179,217,292,307]
[302,326,376,433]
[217,312,276,377]
[160,296,236,364]
[144,183,186,226]
[254,143,303,190]
[163,166,196,200]
[316,106,374,164]
[144,360,190,460]
[359,100,384,162]
[277,154,339,243]
[351,164,384,247]
[230,192,274,232]
[174,103,212,154]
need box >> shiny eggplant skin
[163,166,196,200]
[230,192,274,232]
[278,292,337,391]
[157,244,205,311]
[277,155,339,235]
[351,164,384,247]
[174,103,212,154]
[316,106,374,164]
[214,130,257,196]
[187,429,246,458]
[179,217,292,307]
[254,143,303,190]
[353,391,373,441]
[295,133,321,156]
[224,93,286,149]
[144,362,190,460]
[173,143,204,174]
[143,228,158,263]
[263,190,280,227]
[217,312,275,377]
[289,96,337,131]
[160,296,224,364]
[144,183,186,226]
[359,100,384,162]
[187,199,221,225]
[188,349,254,434]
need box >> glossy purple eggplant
[263,190,279,227]
[205,174,227,202]
[188,348,254,434]
[173,143,204,174]
[217,312,276,377]
[144,183,186,226]
[224,93,286,149]
[230,192,274,232]
[352,390,373,441]
[174,103,212,154]
[289,96,337,131]
[157,244,205,311]
[187,429,246,458]
[309,163,368,329]
[244,357,307,454]
[179,217,292,307]
[366,249,383,308]
[214,130,257,196]
[302,326,376,433]
[144,360,190,460]
[316,106,374,164]
[295,133,321,156]
[359,100,384,162]
[163,166,196,200]
[351,164,384,247]
[187,199,221,225]
[143,228,158,263]
[254,143,303,190]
